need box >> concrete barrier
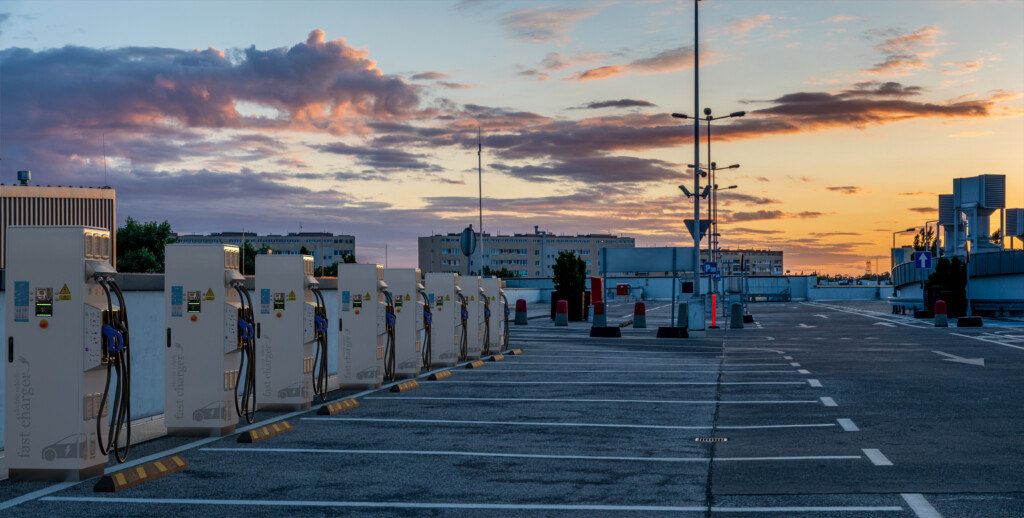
[633,302,646,328]
[592,301,607,327]
[514,299,529,325]
[730,303,744,329]
[554,299,569,326]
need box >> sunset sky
[1,0,1021,275]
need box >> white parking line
[821,397,838,407]
[863,448,893,466]
[951,332,1024,352]
[202,447,864,464]
[503,362,788,366]
[901,494,943,518]
[434,380,811,386]
[797,369,811,374]
[807,379,823,388]
[784,356,794,360]
[304,417,839,431]
[837,418,860,432]
[366,396,824,405]
[37,497,906,513]
[459,369,799,374]
[790,362,802,367]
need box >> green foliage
[552,251,586,295]
[299,245,311,255]
[116,217,174,273]
[481,266,518,278]
[913,227,937,254]
[926,257,966,291]
[342,252,356,263]
[317,262,338,277]
[241,243,272,274]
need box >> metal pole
[478,128,483,277]
[707,119,713,310]
[692,0,701,301]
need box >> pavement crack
[704,336,726,518]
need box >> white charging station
[4,226,128,480]
[383,268,423,379]
[481,277,504,354]
[255,254,320,409]
[164,244,248,436]
[423,273,461,367]
[337,263,388,388]
[463,276,484,359]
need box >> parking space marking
[821,397,838,406]
[807,379,823,388]
[37,496,906,513]
[901,494,943,518]
[203,447,865,464]
[863,448,894,466]
[458,369,799,374]
[434,380,811,386]
[784,356,794,360]
[790,362,801,367]
[501,362,786,366]
[366,396,823,405]
[303,417,840,431]
[837,418,860,432]
[950,332,1024,352]
[797,369,811,374]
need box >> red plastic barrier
[516,299,528,312]
[591,278,604,304]
[935,300,946,315]
[616,283,629,296]
[633,302,646,316]
[556,300,569,314]
[711,294,717,328]
[594,301,605,315]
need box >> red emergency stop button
[190,315,198,322]
[276,312,282,318]
[39,320,49,329]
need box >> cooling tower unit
[952,174,1005,252]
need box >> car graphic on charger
[42,434,87,461]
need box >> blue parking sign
[914,251,933,269]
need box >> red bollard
[555,299,569,326]
[935,300,948,327]
[633,302,647,328]
[514,299,528,325]
[593,301,607,327]
[711,294,718,328]
[591,277,604,305]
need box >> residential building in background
[1,177,117,268]
[418,226,634,277]
[173,232,355,268]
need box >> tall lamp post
[892,227,917,268]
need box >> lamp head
[703,107,711,116]
[729,111,746,118]
[672,113,689,119]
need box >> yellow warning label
[58,284,72,301]
[205,288,215,301]
[365,292,372,301]
[445,295,450,301]
[404,294,411,301]
[287,291,296,301]
[470,295,475,301]
[491,296,496,301]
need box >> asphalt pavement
[1,298,1022,517]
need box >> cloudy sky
[1,0,1021,274]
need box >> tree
[342,252,356,263]
[299,245,311,255]
[241,243,273,274]
[481,266,518,278]
[116,217,175,272]
[552,251,586,295]
[913,227,937,254]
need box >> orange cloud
[575,65,625,81]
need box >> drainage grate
[694,437,728,443]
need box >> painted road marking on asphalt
[803,302,926,328]
[784,356,794,360]
[37,497,906,513]
[821,397,838,407]
[304,417,839,431]
[798,369,811,374]
[202,447,864,464]
[367,396,824,405]
[901,494,943,518]
[837,419,860,432]
[791,362,802,367]
[459,369,800,374]
[503,362,789,366]
[863,448,893,466]
[951,332,1024,352]
[433,380,812,386]
[807,379,823,388]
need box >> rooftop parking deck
[2,300,1023,517]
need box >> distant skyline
[1,0,1021,274]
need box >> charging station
[4,226,133,480]
[255,255,323,409]
[481,277,504,354]
[383,268,424,379]
[423,273,461,367]
[463,276,484,359]
[337,264,393,388]
[165,244,254,436]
